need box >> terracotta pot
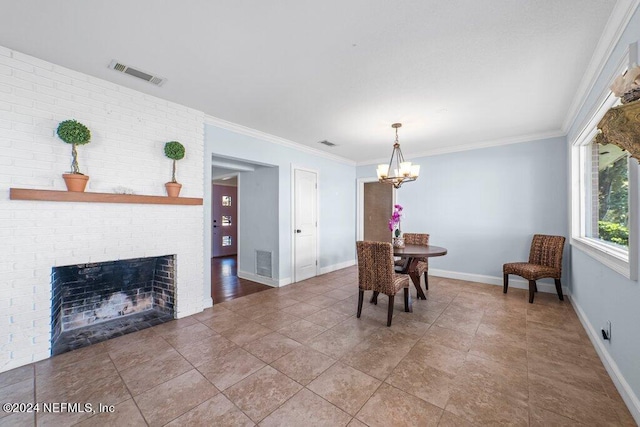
[165,182,182,197]
[62,173,89,192]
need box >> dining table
[394,244,447,300]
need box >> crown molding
[204,115,356,166]
[562,0,640,133]
[567,50,628,143]
[356,129,566,166]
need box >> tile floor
[0,267,636,426]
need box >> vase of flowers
[389,204,404,248]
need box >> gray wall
[567,6,640,417]
[238,166,279,279]
[357,136,569,283]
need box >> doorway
[210,158,278,303]
[357,178,395,241]
[363,181,394,242]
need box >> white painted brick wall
[0,46,205,372]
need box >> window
[222,216,232,226]
[588,142,629,247]
[222,236,232,246]
[222,196,232,207]
[571,92,637,278]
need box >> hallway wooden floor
[211,256,271,303]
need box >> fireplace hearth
[50,255,176,356]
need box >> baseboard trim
[280,260,355,287]
[319,260,356,275]
[428,268,570,296]
[279,277,292,287]
[570,297,640,424]
[203,296,213,309]
[237,270,279,287]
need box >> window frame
[570,92,638,279]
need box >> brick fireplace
[0,46,206,373]
[50,256,176,356]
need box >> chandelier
[376,123,420,188]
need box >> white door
[294,169,318,282]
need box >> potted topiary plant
[164,141,185,197]
[56,119,91,192]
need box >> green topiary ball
[56,120,91,145]
[164,141,185,160]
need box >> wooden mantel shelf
[10,188,203,205]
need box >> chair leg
[534,282,538,293]
[424,272,429,290]
[555,279,564,301]
[503,274,509,293]
[404,287,412,312]
[370,291,379,305]
[387,295,394,327]
[357,290,364,318]
[528,280,536,303]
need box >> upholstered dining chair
[395,233,430,290]
[503,234,566,304]
[356,241,411,326]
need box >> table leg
[409,259,427,300]
[410,273,427,300]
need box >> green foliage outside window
[598,221,628,246]
[598,151,628,247]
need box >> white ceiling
[0,0,618,163]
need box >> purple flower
[388,205,403,233]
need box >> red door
[212,184,238,257]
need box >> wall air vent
[256,250,273,278]
[108,60,166,86]
[318,140,337,147]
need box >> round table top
[393,244,448,258]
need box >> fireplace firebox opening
[50,255,176,356]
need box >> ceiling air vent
[108,60,166,86]
[318,140,337,147]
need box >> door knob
[296,229,302,233]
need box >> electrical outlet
[601,320,612,340]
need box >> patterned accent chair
[503,234,566,303]
[356,241,411,326]
[395,233,430,290]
